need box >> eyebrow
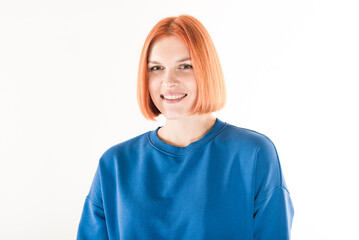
[148,57,191,64]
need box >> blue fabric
[77,118,294,239]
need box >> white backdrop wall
[0,0,358,239]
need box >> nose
[161,69,179,87]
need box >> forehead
[148,36,191,62]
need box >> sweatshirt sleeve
[77,164,109,240]
[253,137,294,239]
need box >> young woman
[77,15,294,240]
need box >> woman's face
[147,36,197,120]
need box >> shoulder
[98,130,151,166]
[221,122,277,151]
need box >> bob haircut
[137,14,226,121]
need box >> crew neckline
[147,118,227,157]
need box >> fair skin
[147,35,216,147]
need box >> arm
[253,137,294,239]
[77,165,109,240]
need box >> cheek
[148,78,156,94]
[148,79,160,104]
[190,78,197,89]
[186,77,197,94]
[177,72,197,89]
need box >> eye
[149,66,163,71]
[180,64,193,70]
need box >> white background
[1,0,358,239]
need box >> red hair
[137,15,226,121]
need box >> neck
[157,113,217,147]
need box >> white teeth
[163,94,186,100]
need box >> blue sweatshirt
[77,118,294,239]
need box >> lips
[160,92,187,100]
[160,92,187,103]
[161,94,187,100]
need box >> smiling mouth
[160,94,187,100]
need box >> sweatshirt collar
[148,118,227,157]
